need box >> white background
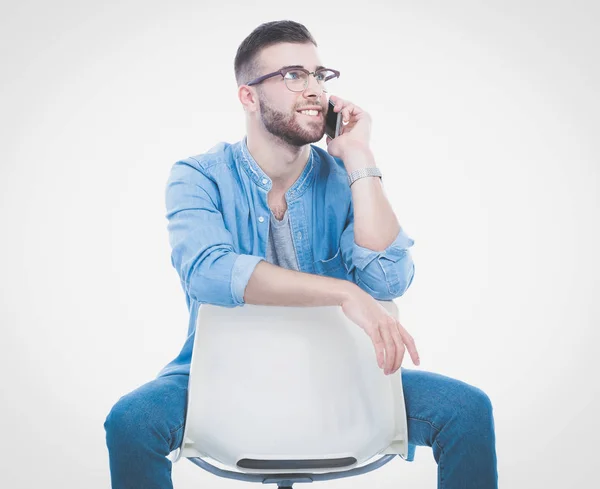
[1,0,598,487]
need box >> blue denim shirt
[157,136,415,377]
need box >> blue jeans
[104,367,498,488]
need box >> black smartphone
[325,99,343,139]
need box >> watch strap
[347,167,382,186]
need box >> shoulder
[168,140,239,180]
[178,141,237,171]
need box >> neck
[246,126,311,194]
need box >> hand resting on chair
[244,260,420,377]
[341,285,420,376]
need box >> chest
[268,193,288,221]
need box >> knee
[458,384,495,430]
[104,394,149,446]
[103,377,187,450]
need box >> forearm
[344,147,401,251]
[243,260,358,307]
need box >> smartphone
[325,99,343,139]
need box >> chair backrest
[174,300,408,473]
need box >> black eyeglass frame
[246,66,341,91]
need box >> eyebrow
[280,64,327,71]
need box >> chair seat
[172,300,409,474]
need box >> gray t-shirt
[265,208,299,271]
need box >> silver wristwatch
[347,167,382,187]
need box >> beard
[257,91,325,147]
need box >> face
[252,43,328,147]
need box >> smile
[297,109,321,117]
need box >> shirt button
[258,216,265,223]
[262,178,268,185]
[297,232,302,239]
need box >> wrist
[336,280,362,306]
[341,145,376,172]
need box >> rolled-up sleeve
[166,160,264,307]
[340,203,415,300]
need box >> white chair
[170,300,409,488]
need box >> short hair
[234,20,318,87]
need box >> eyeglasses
[246,66,340,94]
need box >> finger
[397,322,420,366]
[370,328,385,370]
[344,104,363,121]
[378,321,396,375]
[329,94,340,105]
[326,136,331,144]
[332,96,345,112]
[342,105,353,123]
[334,98,354,118]
[390,323,405,373]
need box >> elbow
[178,249,242,307]
[355,252,415,300]
[184,277,240,308]
[354,255,415,300]
[356,277,398,301]
[390,262,415,298]
[180,250,263,308]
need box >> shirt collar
[237,136,316,200]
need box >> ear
[238,85,259,113]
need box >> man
[104,20,498,489]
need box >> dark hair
[234,20,318,87]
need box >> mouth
[296,108,322,118]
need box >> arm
[166,159,265,307]
[167,158,361,308]
[244,260,357,306]
[324,95,415,300]
[346,147,400,251]
[244,193,415,307]
[243,223,420,378]
[339,148,416,299]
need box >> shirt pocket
[313,247,349,280]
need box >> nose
[303,73,323,97]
